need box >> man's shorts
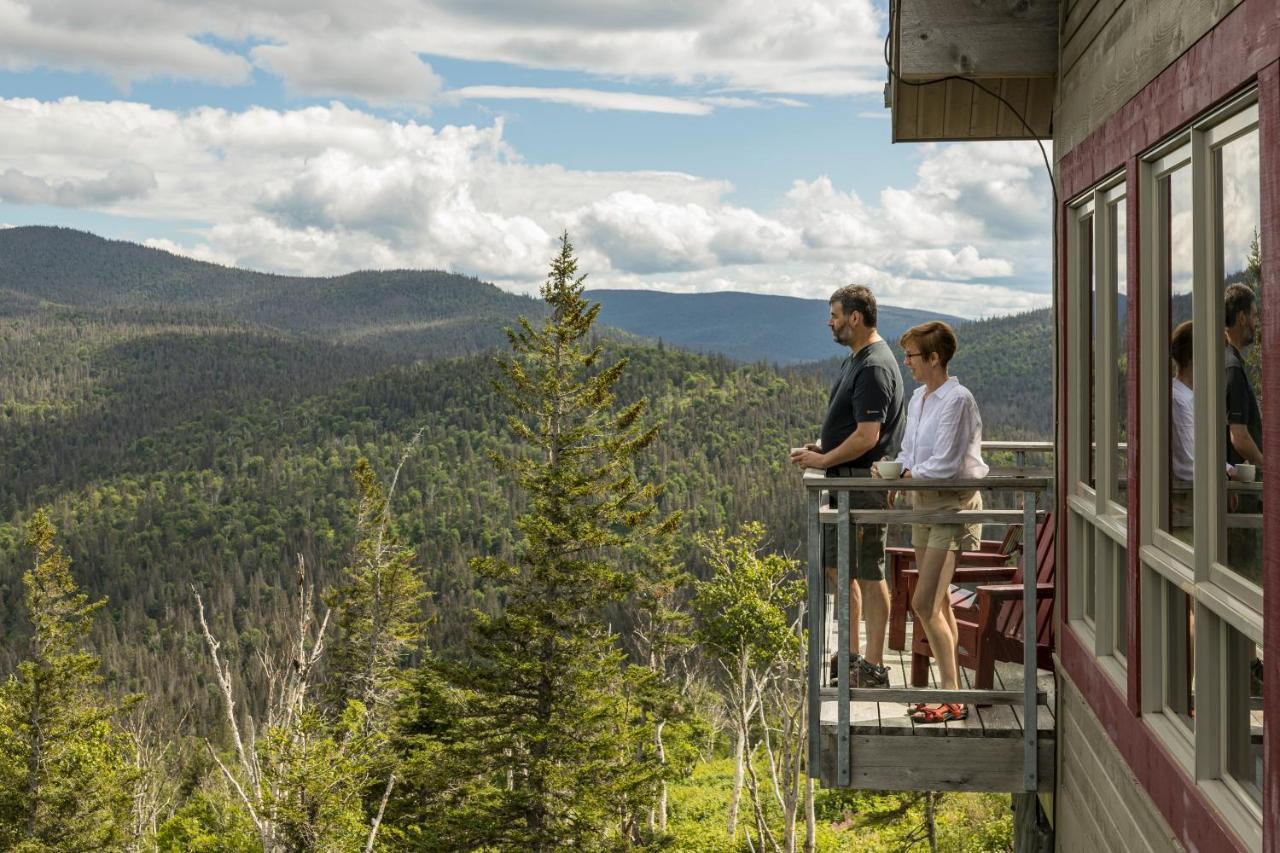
[821,468,886,582]
[910,489,982,553]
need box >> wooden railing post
[1022,487,1039,792]
[836,488,851,787]
[806,487,823,777]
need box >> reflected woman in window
[1169,321,1197,543]
[876,321,988,724]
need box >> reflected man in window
[1225,283,1263,469]
[1224,282,1262,583]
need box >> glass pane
[1114,543,1128,660]
[1215,129,1263,587]
[1225,631,1262,806]
[1085,214,1097,489]
[1166,583,1194,730]
[1113,200,1129,504]
[1083,514,1096,624]
[1161,168,1194,545]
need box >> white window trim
[1136,88,1263,830]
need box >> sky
[0,0,1055,318]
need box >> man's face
[1244,303,1259,346]
[829,303,856,345]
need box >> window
[1135,92,1266,834]
[1067,177,1129,670]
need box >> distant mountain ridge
[586,288,962,365]
[0,226,545,358]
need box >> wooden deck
[816,618,1056,792]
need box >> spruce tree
[325,456,426,730]
[0,510,136,851]
[428,233,670,850]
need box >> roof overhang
[887,0,1058,142]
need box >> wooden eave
[887,0,1059,142]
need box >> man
[1224,283,1263,469]
[1224,283,1263,582]
[791,284,904,687]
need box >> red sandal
[910,703,968,723]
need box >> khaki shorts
[910,489,982,552]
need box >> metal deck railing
[804,446,1053,792]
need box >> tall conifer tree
[427,233,671,850]
[0,510,135,851]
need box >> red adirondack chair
[905,513,1056,689]
[886,525,1022,651]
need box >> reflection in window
[1084,214,1097,489]
[1215,129,1263,587]
[1165,583,1194,731]
[1225,633,1263,805]
[1160,168,1194,544]
[1113,200,1129,503]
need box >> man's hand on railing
[790,443,824,468]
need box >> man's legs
[858,577,889,667]
[824,566,863,656]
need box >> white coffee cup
[876,460,904,480]
[1235,463,1257,483]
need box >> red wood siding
[1056,0,1280,850]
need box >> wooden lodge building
[808,1,1279,851]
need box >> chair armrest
[956,552,1014,567]
[975,583,1055,602]
[950,565,1020,584]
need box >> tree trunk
[804,777,816,853]
[728,728,745,839]
[655,719,668,832]
[925,791,938,853]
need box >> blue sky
[0,1,1052,317]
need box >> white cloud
[449,86,712,116]
[142,236,236,267]
[0,96,1052,317]
[0,0,887,105]
[0,163,156,206]
[251,35,443,109]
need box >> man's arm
[798,417,880,466]
[1228,423,1264,466]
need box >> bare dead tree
[193,555,394,852]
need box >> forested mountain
[0,230,1046,848]
[587,288,961,364]
[0,300,823,724]
[0,226,546,358]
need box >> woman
[875,321,987,723]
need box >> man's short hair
[900,320,958,369]
[829,284,877,328]
[1225,283,1256,327]
[1170,320,1193,371]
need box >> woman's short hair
[1170,320,1193,371]
[899,320,958,369]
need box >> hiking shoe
[828,652,863,686]
[855,657,890,688]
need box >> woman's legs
[911,546,961,690]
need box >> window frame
[1134,89,1264,836]
[1066,174,1130,677]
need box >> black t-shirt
[820,339,905,471]
[1225,344,1263,466]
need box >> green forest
[0,228,1048,850]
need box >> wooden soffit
[888,0,1058,142]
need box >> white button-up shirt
[894,377,989,480]
[1170,378,1195,482]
